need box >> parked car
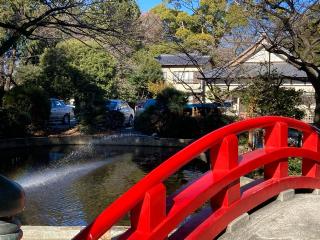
[135,99,157,116]
[106,99,134,126]
[184,101,234,116]
[50,98,75,124]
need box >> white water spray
[17,160,110,188]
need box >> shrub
[0,107,31,137]
[105,110,125,129]
[160,114,198,138]
[134,88,236,138]
[3,85,50,129]
[156,88,188,114]
[134,88,191,138]
[134,105,158,135]
[288,157,302,175]
[75,91,108,133]
[195,109,236,136]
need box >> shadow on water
[0,144,209,226]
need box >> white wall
[245,48,285,63]
[162,66,203,94]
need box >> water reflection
[0,145,208,226]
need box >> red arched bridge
[73,116,320,240]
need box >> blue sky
[137,0,162,12]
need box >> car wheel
[128,115,134,127]
[63,114,71,125]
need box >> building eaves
[201,62,308,80]
[155,53,211,66]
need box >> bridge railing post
[210,134,240,209]
[302,132,320,178]
[130,183,166,236]
[264,122,288,179]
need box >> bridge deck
[219,192,320,240]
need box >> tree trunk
[306,71,320,128]
[248,130,254,151]
[314,92,320,128]
[0,87,4,107]
[0,74,5,107]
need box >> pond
[0,145,209,226]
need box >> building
[155,53,212,103]
[200,38,315,123]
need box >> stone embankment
[0,134,192,150]
[21,226,129,240]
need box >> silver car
[50,98,75,124]
[106,99,134,126]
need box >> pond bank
[0,134,193,150]
[21,225,129,240]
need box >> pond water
[0,145,209,226]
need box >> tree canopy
[126,49,164,100]
[57,40,117,95]
[240,74,305,120]
[241,0,320,124]
[151,1,249,53]
[0,0,140,56]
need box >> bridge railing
[73,116,320,240]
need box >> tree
[0,0,141,105]
[146,42,178,57]
[242,0,320,125]
[57,40,117,97]
[38,47,77,98]
[3,84,50,129]
[240,72,305,149]
[240,74,305,119]
[37,46,109,132]
[126,49,164,101]
[139,12,165,45]
[148,1,252,105]
[0,0,140,56]
[151,1,249,52]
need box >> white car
[50,98,75,124]
[106,100,134,126]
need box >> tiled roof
[155,54,211,66]
[201,62,308,80]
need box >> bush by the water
[105,110,125,129]
[1,85,50,136]
[0,107,31,137]
[134,88,236,138]
[74,84,126,133]
[3,85,50,129]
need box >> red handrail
[73,116,320,240]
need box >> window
[163,72,167,80]
[173,71,195,84]
[106,100,118,110]
[304,113,314,123]
[58,100,66,107]
[54,100,63,108]
[120,102,127,109]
